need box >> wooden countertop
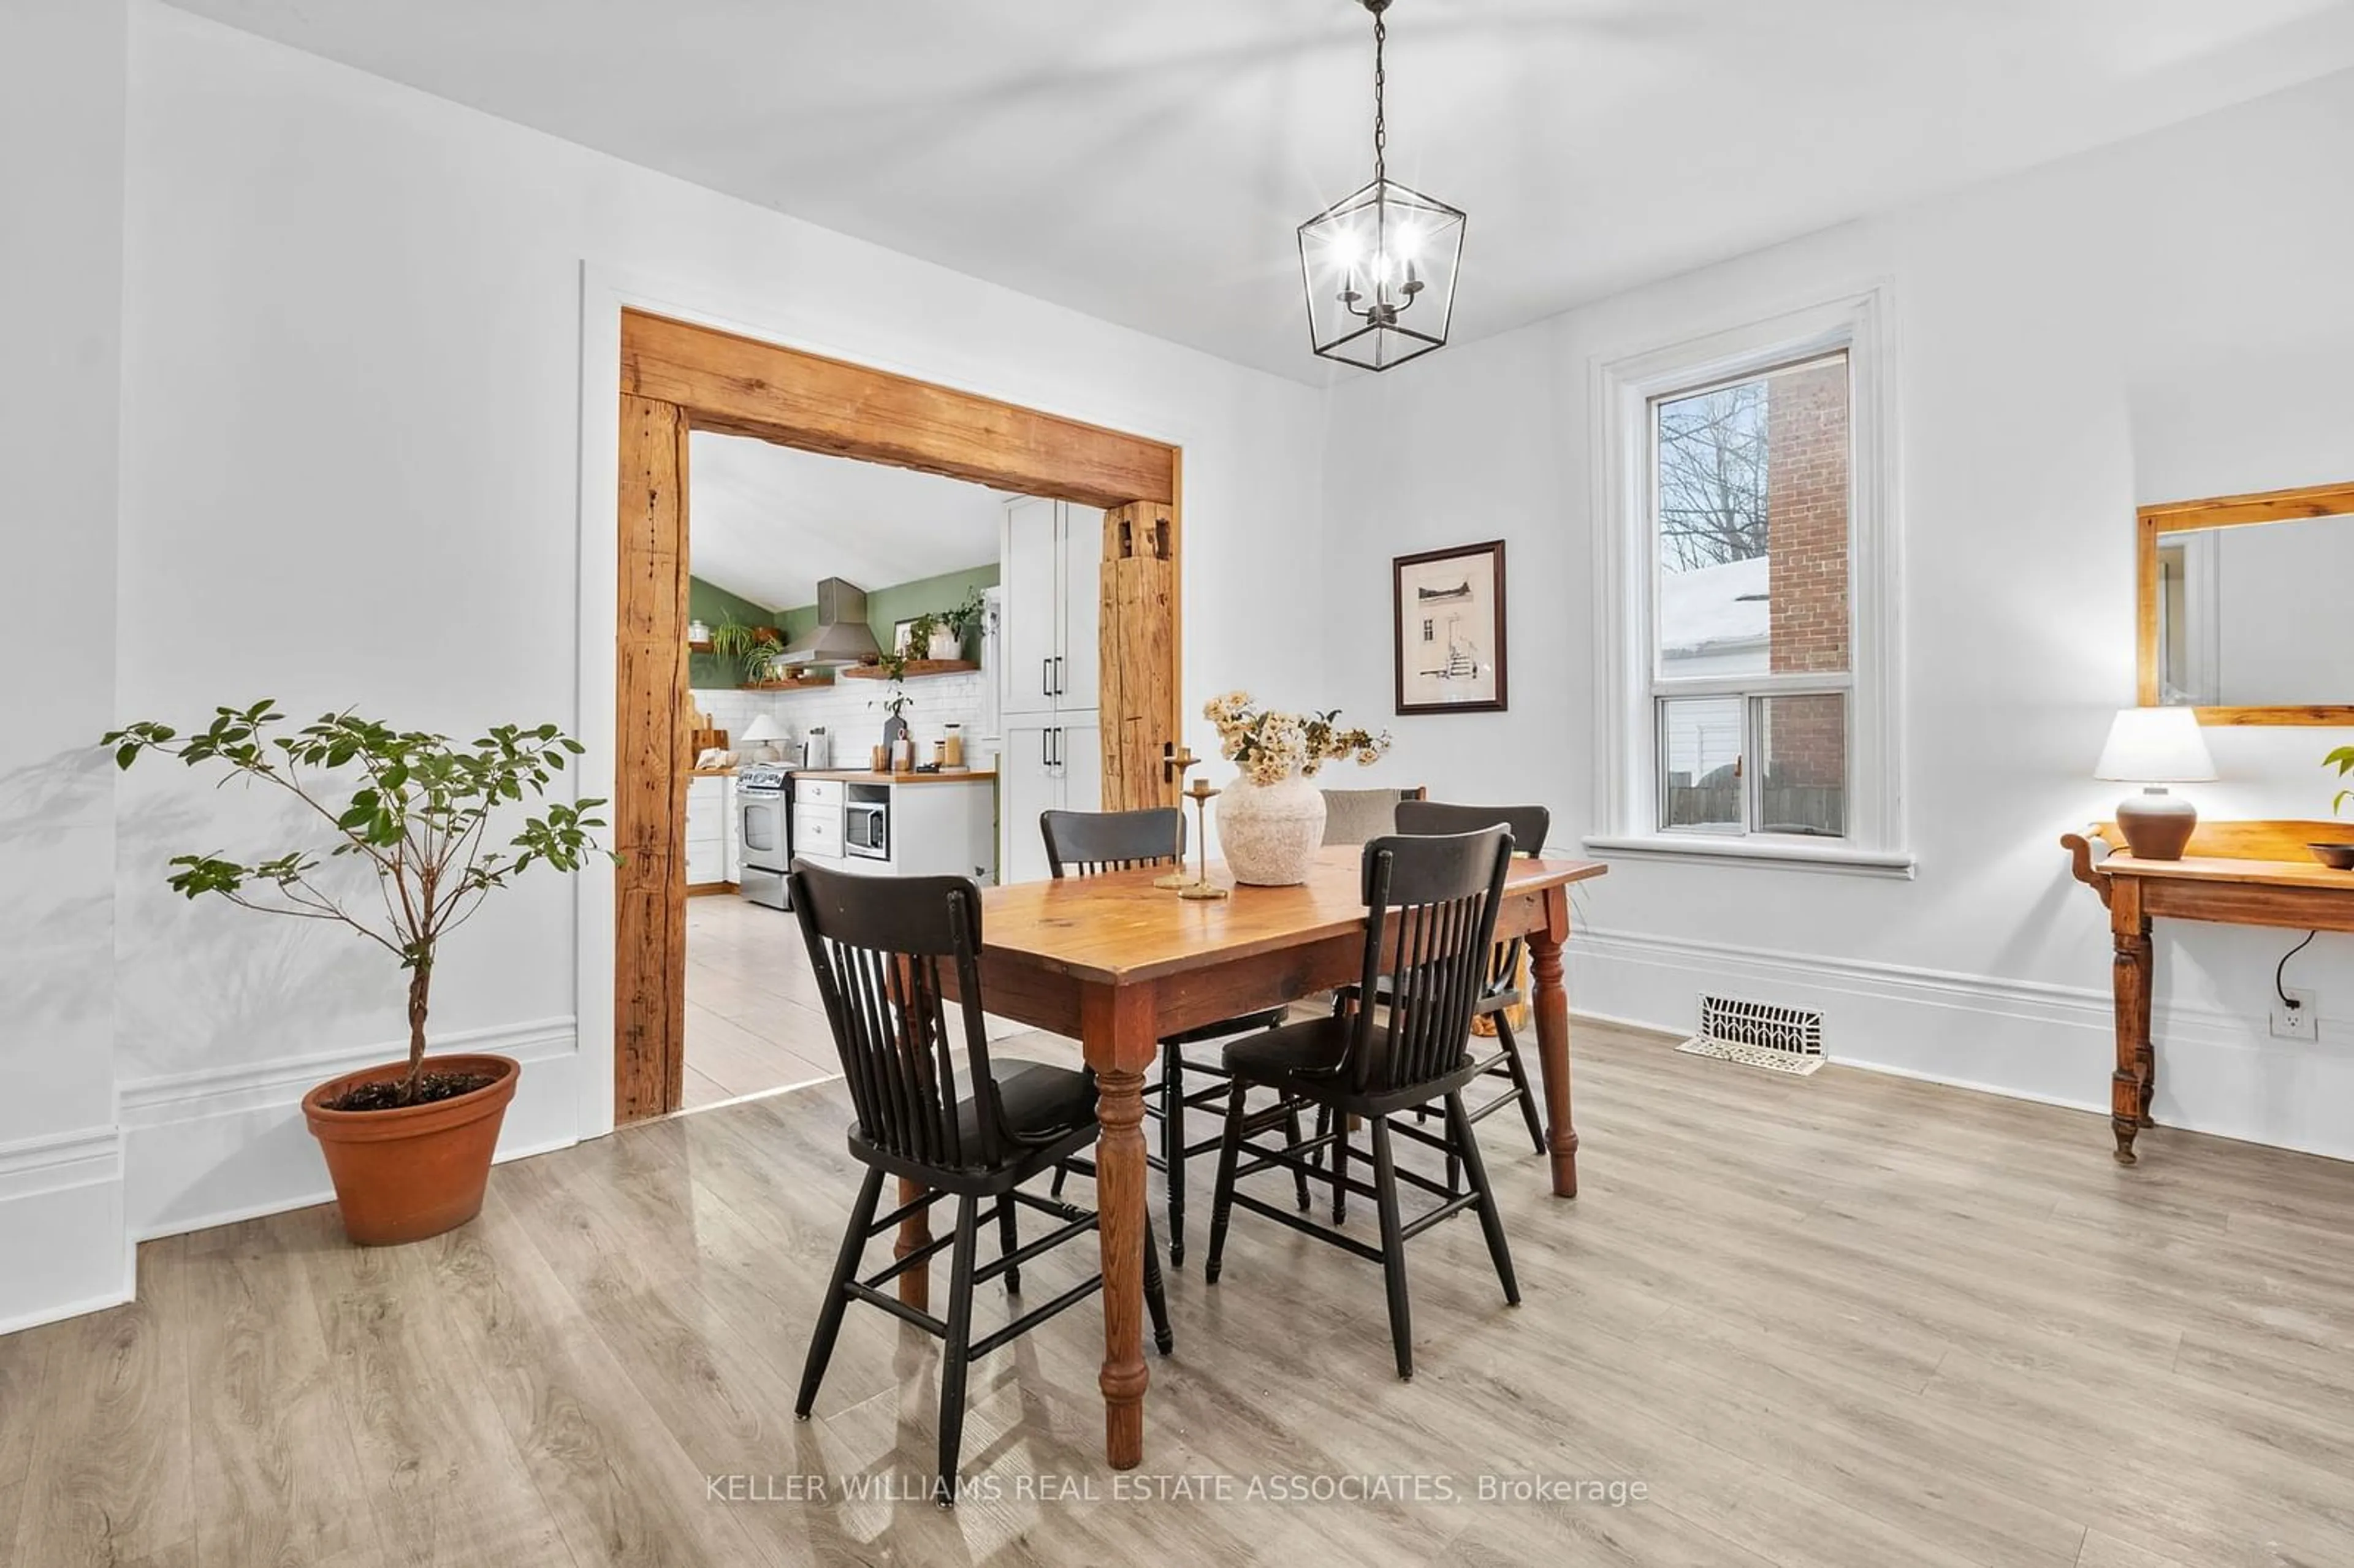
[793,768,996,786]
[688,767,736,778]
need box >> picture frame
[1393,539,1508,714]
[891,618,918,656]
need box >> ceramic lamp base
[2116,786,2198,861]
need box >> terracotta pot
[302,1053,520,1246]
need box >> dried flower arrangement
[1203,690,1392,785]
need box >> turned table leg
[1082,982,1158,1470]
[894,1177,932,1311]
[1528,888,1579,1199]
[2110,881,2154,1164]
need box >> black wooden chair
[1316,801,1551,1216]
[1203,827,1520,1380]
[788,858,1172,1505]
[1039,808,1306,1262]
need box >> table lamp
[2093,707,2216,861]
[739,714,785,764]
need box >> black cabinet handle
[1042,657,1052,697]
[1053,655,1064,695]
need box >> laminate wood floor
[9,1024,2354,1567]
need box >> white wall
[0,0,133,1332]
[105,4,1326,1249]
[1320,67,2354,1159]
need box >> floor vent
[1677,994,1826,1078]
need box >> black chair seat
[1226,1017,1480,1117]
[963,1059,1096,1151]
[1221,1018,1349,1084]
[848,1059,1098,1197]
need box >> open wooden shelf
[688,628,782,656]
[744,672,836,691]
[838,659,978,682]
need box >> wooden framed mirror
[2136,479,2354,725]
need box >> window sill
[1581,833,1917,880]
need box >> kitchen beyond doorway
[614,309,1183,1123]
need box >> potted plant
[939,586,988,660]
[1202,691,1391,886]
[101,702,615,1245]
[710,615,782,686]
[901,610,951,663]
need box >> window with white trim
[1591,291,1906,874]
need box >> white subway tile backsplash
[694,673,989,766]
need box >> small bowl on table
[2308,843,2354,870]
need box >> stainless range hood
[776,577,883,666]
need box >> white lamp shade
[2093,707,2216,783]
[739,715,784,743]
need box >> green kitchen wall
[689,564,999,687]
[687,576,780,688]
[861,565,1000,660]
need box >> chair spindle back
[1346,827,1515,1096]
[1040,807,1184,879]
[790,859,1002,1170]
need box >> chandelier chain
[1372,11,1386,185]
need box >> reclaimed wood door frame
[609,306,1182,1122]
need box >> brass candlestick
[1155,746,1203,888]
[1178,777,1229,901]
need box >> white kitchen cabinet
[1000,497,1102,718]
[685,774,734,887]
[999,715,1103,885]
[794,776,844,862]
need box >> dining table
[918,842,1609,1471]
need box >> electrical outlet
[2271,987,2319,1041]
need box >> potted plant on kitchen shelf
[101,702,615,1246]
[710,615,783,687]
[901,610,951,664]
[1203,690,1392,886]
[940,585,988,661]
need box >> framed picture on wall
[1393,540,1507,714]
[891,618,919,655]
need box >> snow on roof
[1659,555,1769,656]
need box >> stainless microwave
[844,799,888,860]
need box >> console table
[2062,819,2354,1163]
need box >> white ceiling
[170,0,2354,381]
[688,433,1005,610]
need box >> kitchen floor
[682,892,1034,1111]
[681,894,842,1109]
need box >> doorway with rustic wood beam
[612,308,1183,1124]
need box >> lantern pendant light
[1297,0,1465,372]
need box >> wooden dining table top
[976,843,1609,984]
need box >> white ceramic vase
[928,628,962,660]
[1217,771,1327,886]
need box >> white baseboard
[1571,926,2354,1164]
[120,1017,584,1241]
[0,1124,134,1335]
